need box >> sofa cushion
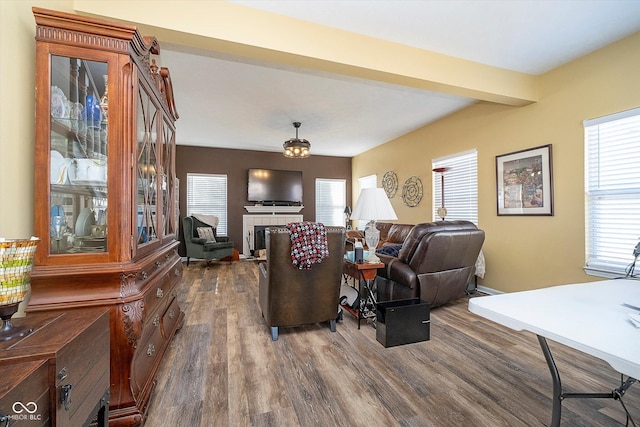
[196,226,216,242]
[385,224,414,246]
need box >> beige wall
[353,32,640,293]
[0,0,73,238]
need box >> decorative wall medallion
[382,171,398,198]
[402,176,423,207]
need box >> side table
[342,260,384,329]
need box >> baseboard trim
[477,285,502,295]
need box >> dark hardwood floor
[146,260,639,426]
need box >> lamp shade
[350,188,398,221]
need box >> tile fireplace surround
[242,214,303,257]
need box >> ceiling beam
[73,0,538,106]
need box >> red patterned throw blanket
[286,222,329,270]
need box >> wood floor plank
[146,260,639,426]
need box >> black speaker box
[376,298,430,347]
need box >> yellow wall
[353,32,640,293]
[0,0,73,238]
[1,1,637,293]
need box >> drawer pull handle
[139,270,148,280]
[153,315,160,327]
[156,288,164,298]
[58,367,67,381]
[155,261,161,269]
[168,310,175,319]
[147,343,155,357]
[61,384,73,410]
[174,268,180,276]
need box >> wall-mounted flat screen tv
[248,168,303,204]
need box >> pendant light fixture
[283,122,311,158]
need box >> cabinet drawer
[142,273,170,319]
[54,314,109,427]
[161,297,181,339]
[142,260,181,318]
[131,316,164,399]
[0,360,50,426]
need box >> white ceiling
[162,0,640,157]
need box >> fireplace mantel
[244,205,304,214]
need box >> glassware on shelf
[84,94,102,130]
[51,215,67,252]
[100,74,108,124]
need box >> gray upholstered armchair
[182,216,234,266]
[258,225,345,340]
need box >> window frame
[315,178,347,227]
[186,173,228,235]
[584,107,640,278]
[432,149,478,225]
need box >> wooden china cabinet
[29,8,184,426]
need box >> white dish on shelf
[50,150,68,185]
[68,158,107,186]
[75,208,95,237]
[50,86,67,118]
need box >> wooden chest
[0,309,110,426]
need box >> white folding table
[468,279,640,426]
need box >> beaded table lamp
[0,237,39,341]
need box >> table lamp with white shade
[350,188,398,263]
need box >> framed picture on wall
[496,144,553,216]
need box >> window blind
[355,174,377,230]
[584,107,640,277]
[186,173,228,235]
[432,149,478,225]
[315,178,346,226]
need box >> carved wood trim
[122,300,145,347]
[120,272,138,298]
[35,26,130,53]
[159,67,179,120]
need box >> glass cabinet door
[136,83,159,246]
[161,118,176,238]
[49,55,109,255]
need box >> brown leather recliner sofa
[375,221,485,308]
[346,222,414,250]
[258,225,346,340]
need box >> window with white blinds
[584,107,640,277]
[355,174,377,230]
[315,178,346,226]
[432,149,478,225]
[186,173,228,235]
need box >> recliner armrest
[216,236,230,242]
[191,237,208,245]
[380,255,419,290]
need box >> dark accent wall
[176,145,352,256]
